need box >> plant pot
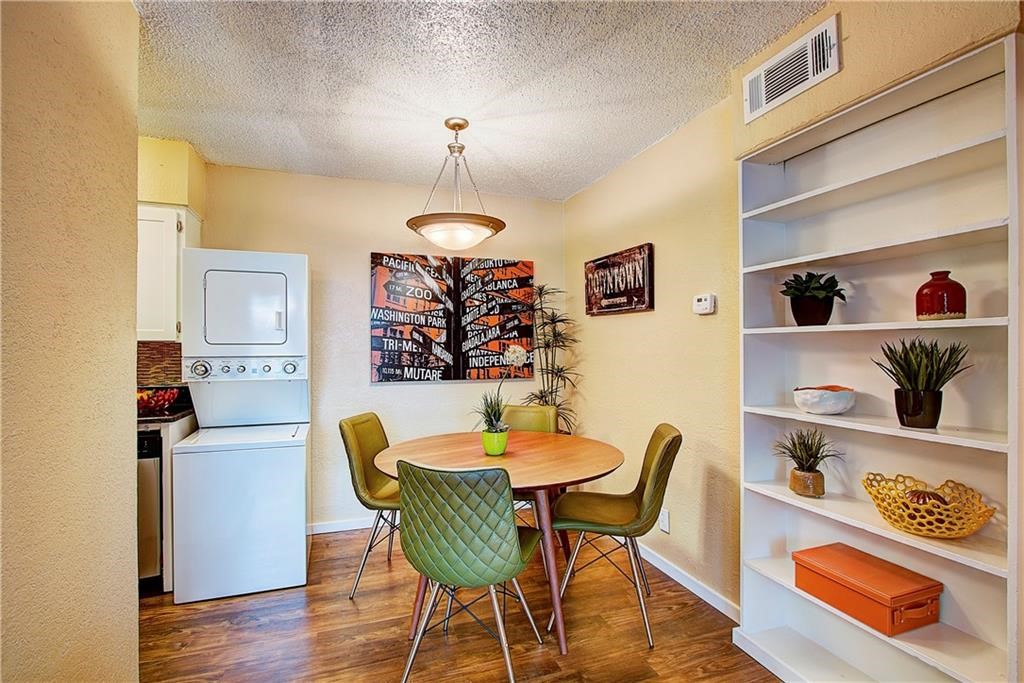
[790,296,834,326]
[916,270,966,321]
[481,430,509,456]
[894,389,943,429]
[789,468,825,498]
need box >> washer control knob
[191,360,211,377]
[263,364,272,373]
[221,365,231,374]
[237,365,247,373]
[283,362,297,375]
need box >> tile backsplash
[138,341,182,386]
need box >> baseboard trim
[636,542,740,622]
[308,517,375,535]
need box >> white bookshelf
[735,37,1021,682]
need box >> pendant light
[407,117,505,251]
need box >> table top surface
[374,431,624,490]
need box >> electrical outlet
[658,507,670,533]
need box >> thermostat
[693,293,717,315]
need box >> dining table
[374,430,624,655]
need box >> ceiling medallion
[407,117,506,251]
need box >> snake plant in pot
[773,428,843,498]
[873,337,971,429]
[780,272,846,326]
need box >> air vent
[743,14,840,124]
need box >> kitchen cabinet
[137,204,201,341]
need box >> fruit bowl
[793,385,855,415]
[862,472,995,539]
[137,387,180,414]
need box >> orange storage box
[792,543,943,637]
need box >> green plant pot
[481,430,509,456]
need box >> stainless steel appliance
[137,430,162,580]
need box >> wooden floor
[139,527,776,682]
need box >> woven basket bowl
[862,472,996,539]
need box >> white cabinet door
[137,206,179,341]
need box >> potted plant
[773,428,842,498]
[471,344,529,455]
[780,272,846,326]
[524,284,580,432]
[873,337,971,429]
[474,387,510,455]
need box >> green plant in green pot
[773,428,843,498]
[471,344,529,455]
[873,337,971,429]
[780,272,846,326]
[474,387,510,455]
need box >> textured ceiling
[138,1,822,201]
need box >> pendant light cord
[419,125,488,215]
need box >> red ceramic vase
[915,271,966,321]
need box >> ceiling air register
[743,15,841,124]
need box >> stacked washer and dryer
[172,247,311,604]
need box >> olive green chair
[339,412,400,599]
[502,405,561,564]
[547,423,682,648]
[398,461,542,683]
[501,404,557,434]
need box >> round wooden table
[375,431,624,655]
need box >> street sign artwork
[370,252,534,382]
[584,242,655,316]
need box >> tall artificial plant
[524,284,580,432]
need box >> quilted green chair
[547,423,682,648]
[339,412,400,599]
[398,461,542,683]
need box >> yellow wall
[1,2,140,680]
[202,166,565,528]
[138,136,208,218]
[563,100,741,604]
[731,0,1020,158]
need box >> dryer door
[204,269,287,345]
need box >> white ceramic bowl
[793,386,856,415]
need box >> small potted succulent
[780,272,846,326]
[474,387,510,455]
[773,428,843,498]
[873,337,971,429]
[472,344,529,456]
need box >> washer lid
[173,423,309,453]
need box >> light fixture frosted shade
[406,212,506,251]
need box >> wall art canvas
[584,243,655,316]
[370,253,534,382]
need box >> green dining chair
[501,404,558,434]
[502,405,562,566]
[398,461,543,683]
[547,423,682,648]
[339,412,400,599]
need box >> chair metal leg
[634,538,651,596]
[443,587,454,633]
[401,581,442,683]
[546,531,585,633]
[387,510,396,563]
[511,577,542,644]
[626,538,654,648]
[350,509,383,599]
[487,585,516,683]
